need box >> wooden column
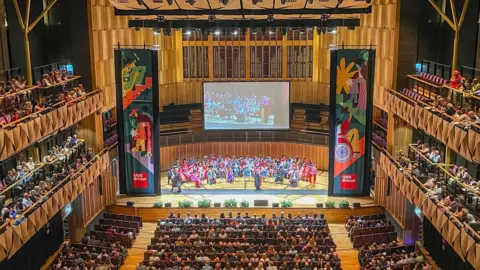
[387,109,395,154]
[0,0,9,75]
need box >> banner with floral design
[329,49,376,196]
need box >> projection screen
[204,82,290,130]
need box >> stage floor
[160,171,329,193]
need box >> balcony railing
[0,143,117,262]
[377,151,480,269]
[0,90,104,162]
[160,130,329,147]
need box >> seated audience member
[21,193,33,208]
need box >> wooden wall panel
[160,142,328,171]
[107,205,385,223]
[89,2,183,111]
[314,0,399,111]
[81,163,117,227]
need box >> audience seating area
[291,103,329,132]
[358,244,432,270]
[345,214,397,248]
[140,212,341,270]
[416,72,449,86]
[51,212,142,269]
[160,103,203,133]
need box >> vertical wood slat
[160,142,328,172]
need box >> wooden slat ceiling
[110,0,371,20]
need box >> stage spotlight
[167,0,173,5]
[157,15,165,23]
[208,15,216,22]
[187,0,196,5]
[232,29,238,35]
[252,0,259,5]
[269,28,275,35]
[184,29,192,35]
[280,27,288,36]
[327,27,337,34]
[154,28,161,35]
[250,28,258,35]
[163,28,172,36]
[135,27,140,32]
[267,14,274,22]
[220,0,229,5]
[259,27,267,35]
[214,29,221,35]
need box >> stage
[159,170,329,193]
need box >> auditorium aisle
[330,223,361,270]
[121,222,157,270]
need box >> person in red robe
[309,164,317,185]
[450,70,463,89]
[129,107,152,156]
[259,96,272,124]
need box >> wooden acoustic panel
[160,142,328,171]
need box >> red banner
[133,172,148,188]
[340,174,357,190]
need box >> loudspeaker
[316,203,324,208]
[353,202,361,208]
[254,200,269,207]
[214,203,221,207]
[126,201,134,207]
[165,202,172,207]
[272,203,279,208]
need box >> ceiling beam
[129,18,361,29]
[115,6,371,16]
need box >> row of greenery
[152,199,351,208]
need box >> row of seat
[104,212,143,227]
[350,225,395,239]
[99,218,141,233]
[400,88,433,103]
[417,72,448,86]
[347,213,386,222]
[93,224,137,238]
[353,232,397,248]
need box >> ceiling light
[184,30,192,35]
[154,28,160,35]
[328,27,337,34]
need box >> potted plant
[240,200,250,208]
[224,199,238,208]
[325,200,336,208]
[338,200,350,209]
[178,200,193,208]
[153,201,163,208]
[280,200,293,208]
[198,199,212,208]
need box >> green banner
[329,49,375,196]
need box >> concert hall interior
[1,0,480,269]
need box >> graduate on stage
[290,168,299,187]
[254,170,262,190]
[226,166,234,184]
[309,163,317,186]
[207,166,217,185]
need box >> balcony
[0,143,117,262]
[376,151,480,269]
[0,90,104,161]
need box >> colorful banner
[329,49,375,196]
[115,49,156,195]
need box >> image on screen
[204,82,290,130]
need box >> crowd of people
[168,155,318,192]
[137,211,340,270]
[204,92,273,123]
[0,135,94,227]
[0,70,86,127]
[358,243,433,270]
[51,240,129,270]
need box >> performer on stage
[254,170,262,190]
[226,167,234,184]
[171,168,181,193]
[310,163,318,186]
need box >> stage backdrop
[114,49,160,195]
[328,49,375,196]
